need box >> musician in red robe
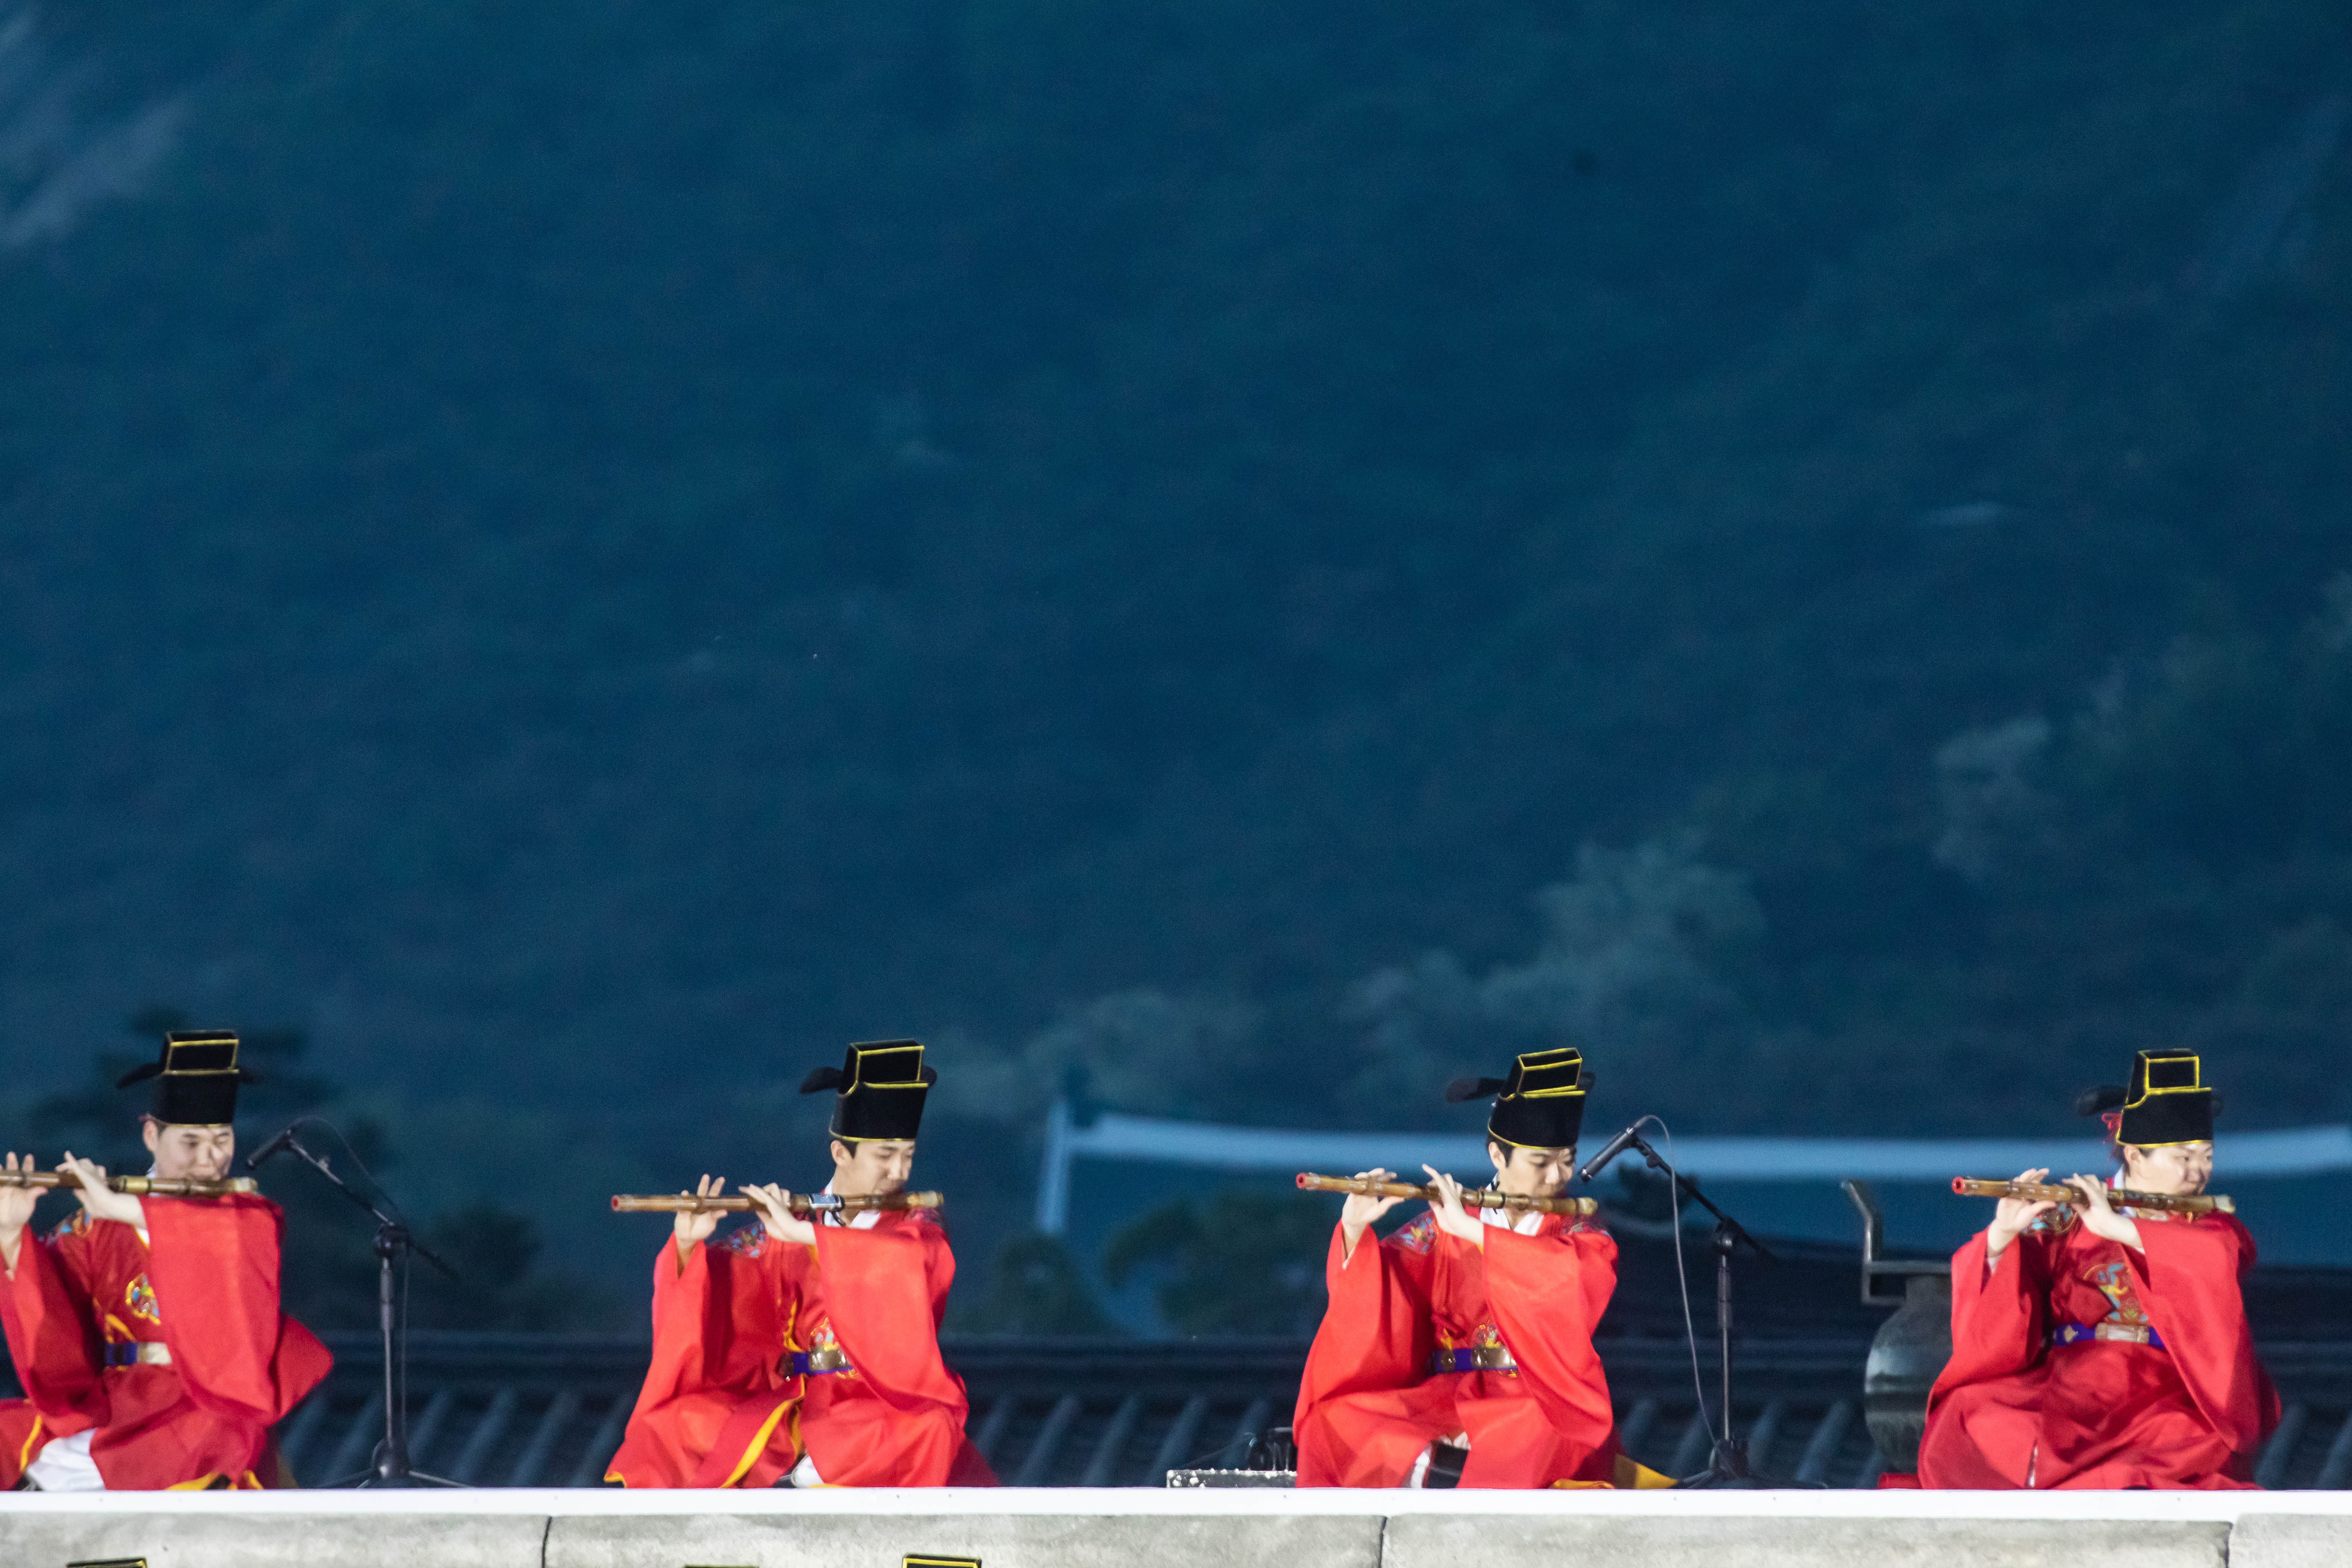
[1294,1047,1651,1489]
[609,1039,991,1488]
[1918,1049,2279,1489]
[0,1031,333,1489]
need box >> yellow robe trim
[721,1396,798,1489]
[164,1470,261,1490]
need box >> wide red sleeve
[636,1230,787,1412]
[1929,1227,2052,1408]
[0,1225,107,1435]
[142,1195,332,1425]
[1482,1221,1617,1436]
[809,1217,966,1417]
[609,1226,795,1488]
[1296,1220,1434,1421]
[2129,1216,2279,1454]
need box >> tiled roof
[273,1332,2352,1489]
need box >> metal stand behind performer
[248,1120,462,1488]
[1581,1126,1787,1488]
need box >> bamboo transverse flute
[1296,1172,1598,1217]
[0,1170,257,1198]
[1951,1177,2233,1216]
[611,1189,943,1215]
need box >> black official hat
[800,1039,934,1143]
[2076,1049,2218,1148]
[114,1031,260,1128]
[1446,1047,1591,1150]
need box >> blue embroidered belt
[789,1347,855,1376]
[102,1342,172,1368]
[1429,1345,1517,1374]
[2049,1321,2164,1350]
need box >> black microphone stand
[1602,1132,1786,1488]
[262,1126,463,1487]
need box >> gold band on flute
[1951,1177,2233,1216]
[1295,1172,1598,1217]
[0,1170,257,1198]
[611,1189,943,1215]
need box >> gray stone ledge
[1383,1514,2232,1568]
[544,1510,1385,1568]
[0,1509,550,1568]
[2228,1513,2352,1568]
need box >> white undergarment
[24,1429,102,1492]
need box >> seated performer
[609,1039,990,1487]
[1294,1047,1645,1489]
[0,1031,333,1489]
[1917,1049,2279,1489]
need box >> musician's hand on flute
[1424,1165,1485,1249]
[742,1183,817,1246]
[672,1174,728,1270]
[0,1153,43,1270]
[60,1154,141,1229]
[1985,1166,2056,1270]
[2066,1172,2143,1253]
[1337,1169,1404,1261]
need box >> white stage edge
[1,1485,2350,1516]
[4,1487,2350,1567]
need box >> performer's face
[831,1136,915,1196]
[2119,1141,2212,1196]
[142,1119,235,1182]
[1488,1142,1575,1197]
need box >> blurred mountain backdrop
[0,0,2347,1319]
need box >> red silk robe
[608,1208,992,1487]
[1918,1207,2279,1489]
[0,1196,332,1489]
[1293,1208,1620,1488]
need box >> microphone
[1577,1123,1643,1186]
[244,1124,303,1174]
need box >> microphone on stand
[1577,1123,1643,1186]
[244,1124,303,1174]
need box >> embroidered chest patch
[2084,1258,2150,1327]
[720,1222,769,1257]
[1392,1214,1439,1254]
